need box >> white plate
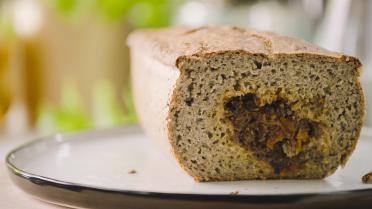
[6,125,372,209]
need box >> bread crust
[127,26,361,69]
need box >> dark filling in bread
[224,94,319,176]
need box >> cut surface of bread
[128,26,365,182]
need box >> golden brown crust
[127,26,361,69]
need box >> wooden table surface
[0,133,67,209]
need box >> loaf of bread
[128,26,365,182]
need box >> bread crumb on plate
[362,172,372,183]
[128,169,137,174]
[230,191,239,195]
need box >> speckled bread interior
[128,26,365,182]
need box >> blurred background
[0,0,371,136]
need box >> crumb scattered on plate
[128,169,137,174]
[362,172,372,183]
[230,191,239,195]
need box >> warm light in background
[12,0,43,37]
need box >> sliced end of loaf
[167,51,364,182]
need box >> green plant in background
[37,79,138,134]
[48,0,174,27]
[121,86,138,124]
[92,80,137,127]
[36,0,172,132]
[37,81,92,133]
[55,0,78,14]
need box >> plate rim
[5,125,372,205]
